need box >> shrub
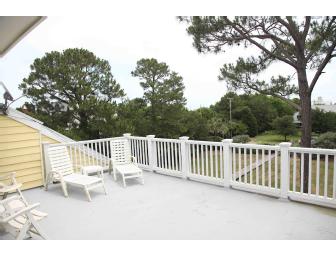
[313,132,336,149]
[232,135,250,143]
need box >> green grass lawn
[250,131,301,146]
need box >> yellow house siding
[41,135,59,144]
[0,115,44,190]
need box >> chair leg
[113,169,117,181]
[44,173,51,191]
[27,213,48,240]
[16,221,30,240]
[61,181,68,197]
[122,175,126,188]
[84,187,92,202]
[102,181,108,195]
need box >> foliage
[115,98,150,136]
[131,58,186,138]
[232,134,250,143]
[313,132,336,149]
[20,48,125,140]
[212,92,295,135]
[272,115,297,141]
[312,109,336,134]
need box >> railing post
[280,142,291,199]
[123,133,131,139]
[42,142,51,187]
[179,136,189,179]
[222,139,233,188]
[146,135,156,172]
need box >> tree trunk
[297,68,312,193]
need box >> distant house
[293,97,336,127]
[312,96,336,113]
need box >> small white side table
[80,165,104,179]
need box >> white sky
[1,15,336,110]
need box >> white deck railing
[42,134,336,209]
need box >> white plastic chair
[0,172,48,220]
[109,139,144,187]
[0,195,48,240]
[45,146,107,201]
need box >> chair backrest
[109,139,132,165]
[47,146,74,176]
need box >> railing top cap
[146,135,156,138]
[123,133,131,137]
[279,142,292,147]
[222,139,233,143]
[179,136,189,140]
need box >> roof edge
[5,107,74,143]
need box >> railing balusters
[275,151,278,189]
[256,149,259,185]
[210,145,214,178]
[244,148,247,184]
[215,146,218,179]
[233,147,236,181]
[167,142,171,170]
[220,145,223,179]
[300,153,304,194]
[308,153,312,195]
[238,148,241,183]
[201,145,204,176]
[196,144,200,175]
[192,144,196,174]
[316,154,320,196]
[268,150,271,187]
[333,156,336,199]
[171,142,175,171]
[205,145,209,177]
[262,149,265,186]
[293,152,296,192]
[324,155,329,197]
[250,148,253,184]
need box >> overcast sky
[1,16,336,109]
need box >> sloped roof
[0,16,46,57]
[6,107,74,143]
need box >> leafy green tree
[179,109,209,140]
[131,58,186,138]
[232,106,258,136]
[181,16,336,192]
[246,95,278,133]
[19,48,125,140]
[312,109,336,134]
[207,116,228,139]
[272,115,297,141]
[116,98,151,136]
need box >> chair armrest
[0,172,16,183]
[0,203,40,223]
[0,195,20,205]
[49,171,64,180]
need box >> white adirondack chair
[0,172,48,220]
[45,146,107,201]
[0,195,48,240]
[109,139,144,187]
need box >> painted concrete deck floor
[1,171,336,240]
